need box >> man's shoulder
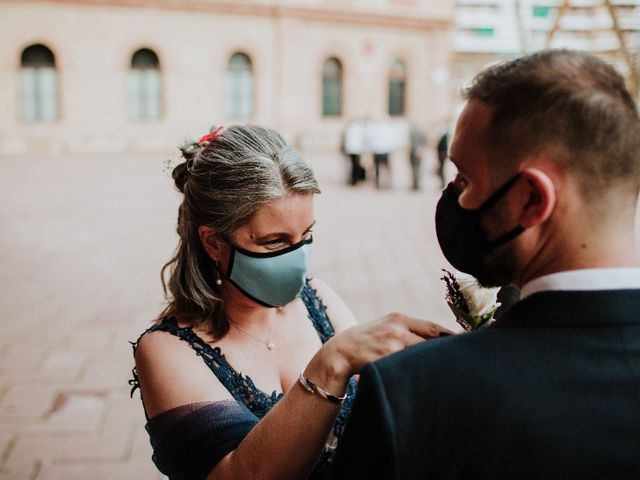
[376,327,504,368]
[366,328,509,391]
[365,288,640,390]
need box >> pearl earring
[214,260,223,286]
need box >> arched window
[225,52,253,118]
[388,59,406,117]
[129,48,162,119]
[322,57,342,117]
[20,44,59,121]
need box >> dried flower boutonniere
[442,269,501,331]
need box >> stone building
[453,0,640,101]
[0,0,455,154]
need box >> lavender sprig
[441,269,469,314]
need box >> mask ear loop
[486,225,526,251]
[481,172,526,251]
[475,172,523,215]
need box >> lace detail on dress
[300,278,335,343]
[131,318,283,420]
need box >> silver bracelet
[298,370,347,404]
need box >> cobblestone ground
[0,149,458,479]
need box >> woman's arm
[210,365,342,479]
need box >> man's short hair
[464,49,640,195]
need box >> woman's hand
[304,314,453,396]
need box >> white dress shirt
[520,268,640,299]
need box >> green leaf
[447,302,495,331]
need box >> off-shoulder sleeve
[146,399,259,480]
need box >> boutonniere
[441,269,501,331]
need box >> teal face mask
[222,237,312,307]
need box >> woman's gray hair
[160,124,321,338]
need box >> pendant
[267,342,274,350]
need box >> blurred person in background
[129,124,450,479]
[436,129,449,190]
[341,118,366,186]
[366,118,398,189]
[408,123,428,191]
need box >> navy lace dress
[130,279,357,480]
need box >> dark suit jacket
[329,290,640,479]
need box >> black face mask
[435,173,525,280]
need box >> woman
[130,125,448,479]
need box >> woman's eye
[265,238,285,246]
[259,239,287,251]
[261,231,312,250]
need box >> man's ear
[198,225,222,260]
[518,168,556,229]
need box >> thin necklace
[228,319,275,351]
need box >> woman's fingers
[402,331,429,347]
[356,315,454,361]
[381,313,453,341]
[319,314,456,378]
[404,317,454,339]
[399,323,453,348]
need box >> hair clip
[199,126,224,144]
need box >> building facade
[452,0,640,102]
[0,0,456,154]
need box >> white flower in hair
[441,269,501,331]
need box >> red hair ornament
[199,126,224,144]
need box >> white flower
[455,272,501,318]
[441,269,501,331]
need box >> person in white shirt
[342,119,366,185]
[364,118,399,189]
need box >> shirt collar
[520,268,640,299]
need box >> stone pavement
[0,149,458,479]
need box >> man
[329,50,640,479]
[342,118,366,185]
[409,124,427,190]
[366,118,398,189]
[435,130,448,190]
